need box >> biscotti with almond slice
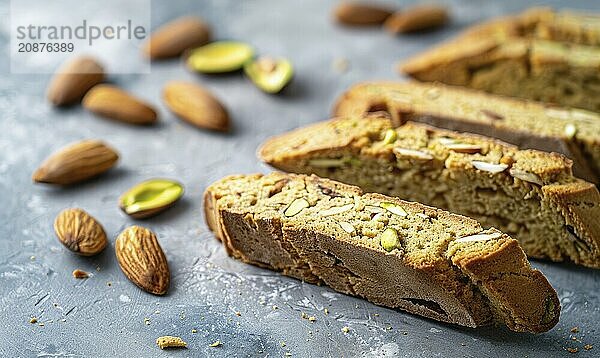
[259,116,600,268]
[204,172,560,333]
[398,8,600,112]
[333,81,600,183]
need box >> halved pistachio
[381,129,397,145]
[320,203,354,216]
[187,41,254,73]
[284,198,310,217]
[380,202,408,217]
[244,57,293,94]
[509,168,543,186]
[380,228,400,252]
[119,179,184,219]
[339,221,355,234]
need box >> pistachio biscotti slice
[333,81,600,183]
[205,173,560,333]
[259,117,600,268]
[399,12,600,112]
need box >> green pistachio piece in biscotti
[119,179,184,219]
[380,227,400,252]
[381,129,397,144]
[187,41,254,73]
[284,198,310,217]
[244,57,294,94]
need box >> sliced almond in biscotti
[46,56,104,106]
[162,81,229,132]
[334,2,394,26]
[33,139,119,185]
[82,84,158,125]
[143,16,211,59]
[115,225,170,295]
[385,5,449,33]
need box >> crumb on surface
[235,311,241,316]
[567,347,578,353]
[324,308,329,315]
[570,326,580,333]
[29,317,37,324]
[272,305,278,310]
[156,336,186,350]
[209,340,222,348]
[144,318,150,325]
[72,269,89,279]
[106,282,112,287]
[584,344,593,351]
[341,326,350,333]
[191,329,197,333]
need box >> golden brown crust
[204,173,560,333]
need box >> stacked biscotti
[259,116,600,268]
[399,7,600,112]
[205,172,560,333]
[333,81,600,184]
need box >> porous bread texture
[259,116,600,269]
[204,172,560,333]
[333,81,600,184]
[399,7,600,112]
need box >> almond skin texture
[47,56,104,106]
[385,5,449,33]
[54,208,107,256]
[33,140,119,185]
[162,81,230,132]
[143,16,211,59]
[334,2,393,26]
[82,84,158,125]
[115,226,170,295]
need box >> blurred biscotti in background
[399,7,600,112]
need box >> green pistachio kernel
[244,57,294,94]
[381,129,397,144]
[380,228,400,252]
[187,41,254,73]
[119,179,184,219]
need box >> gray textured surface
[1,0,599,357]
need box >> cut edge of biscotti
[332,81,600,184]
[204,172,560,333]
[258,116,600,268]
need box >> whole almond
[334,2,393,26]
[82,84,158,125]
[115,226,170,295]
[385,5,449,33]
[47,56,104,106]
[143,16,211,60]
[162,81,230,132]
[54,208,107,256]
[33,139,119,185]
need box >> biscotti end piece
[259,116,600,269]
[332,81,600,184]
[205,172,560,333]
